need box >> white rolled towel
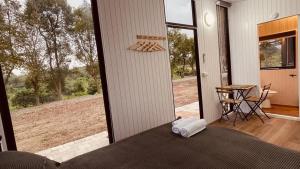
[180,119,207,138]
[172,117,198,134]
[172,117,198,126]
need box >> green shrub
[11,88,36,108]
[87,80,98,95]
[64,77,89,96]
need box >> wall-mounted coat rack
[128,35,166,52]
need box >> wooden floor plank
[211,115,300,152]
[263,105,299,117]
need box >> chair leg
[226,114,230,120]
[258,106,271,119]
[247,102,265,123]
[233,111,238,127]
[239,109,247,121]
[236,110,244,121]
[232,104,241,126]
[220,104,230,122]
[236,106,245,119]
[254,112,264,123]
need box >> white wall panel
[229,0,300,87]
[195,0,222,123]
[97,0,175,141]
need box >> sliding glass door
[164,0,203,119]
[0,0,112,162]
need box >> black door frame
[0,0,115,151]
[164,0,204,119]
[91,0,114,144]
[0,65,17,150]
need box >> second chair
[244,84,272,123]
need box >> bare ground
[11,95,107,153]
[173,77,199,108]
[11,78,198,153]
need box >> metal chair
[245,84,271,123]
[216,88,245,126]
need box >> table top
[216,84,256,91]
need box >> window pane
[259,36,296,69]
[165,0,193,25]
[0,0,109,162]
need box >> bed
[1,124,300,169]
[59,124,300,169]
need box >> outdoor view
[260,36,296,69]
[0,0,108,161]
[167,28,200,118]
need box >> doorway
[258,15,299,117]
[164,0,203,119]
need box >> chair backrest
[259,84,271,103]
[216,87,233,103]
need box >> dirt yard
[11,95,107,153]
[172,77,199,108]
[11,78,198,153]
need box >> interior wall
[96,0,175,141]
[261,70,298,106]
[229,0,300,89]
[259,16,298,106]
[195,0,222,123]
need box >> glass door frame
[0,0,114,151]
[164,0,204,119]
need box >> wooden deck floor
[211,115,300,152]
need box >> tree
[0,0,23,83]
[260,41,281,67]
[19,12,46,105]
[186,38,196,75]
[168,28,184,78]
[72,2,101,93]
[24,0,73,100]
[167,28,195,78]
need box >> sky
[165,0,193,25]
[165,0,194,38]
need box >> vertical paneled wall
[195,0,222,123]
[96,0,175,141]
[229,0,300,86]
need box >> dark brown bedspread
[60,124,300,169]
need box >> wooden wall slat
[258,15,298,37]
